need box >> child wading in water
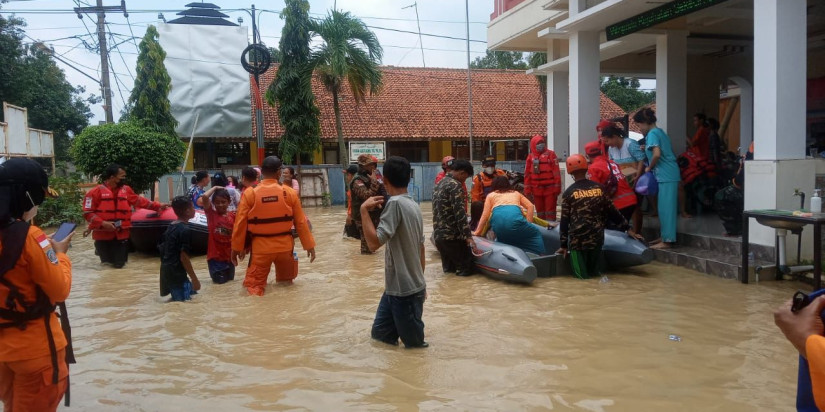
[201,186,236,284]
[360,156,428,349]
[159,196,202,301]
[556,154,629,279]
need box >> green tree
[599,76,656,113]
[309,10,383,166]
[0,15,94,161]
[266,0,321,165]
[528,52,547,110]
[470,50,528,70]
[125,25,177,136]
[71,122,184,193]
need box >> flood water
[58,202,805,411]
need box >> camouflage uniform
[432,175,474,276]
[559,179,627,279]
[351,170,387,254]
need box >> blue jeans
[208,259,235,284]
[169,281,196,302]
[371,290,426,348]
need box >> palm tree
[309,10,383,166]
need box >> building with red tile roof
[190,66,631,168]
[247,66,628,164]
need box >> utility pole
[465,0,473,162]
[74,0,127,123]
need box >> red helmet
[566,154,588,173]
[584,141,603,158]
[441,156,455,168]
[597,119,612,132]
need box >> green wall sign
[606,0,729,41]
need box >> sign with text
[349,141,386,162]
[606,0,728,41]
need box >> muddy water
[58,203,803,411]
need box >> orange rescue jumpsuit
[0,225,72,411]
[806,335,825,410]
[232,179,315,296]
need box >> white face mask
[22,205,38,222]
[483,167,494,175]
[536,144,546,152]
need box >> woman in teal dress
[633,107,681,249]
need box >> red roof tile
[252,66,630,141]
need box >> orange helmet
[566,154,588,173]
[441,156,455,168]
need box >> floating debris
[668,334,682,342]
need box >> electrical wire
[125,14,141,52]
[107,51,128,112]
[107,22,134,81]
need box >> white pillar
[753,0,807,160]
[569,31,600,156]
[655,31,687,154]
[547,40,569,157]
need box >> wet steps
[641,230,776,281]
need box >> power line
[363,24,486,44]
[107,22,134,81]
[124,14,140,52]
[107,50,128,111]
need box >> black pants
[371,290,426,348]
[606,205,636,231]
[714,185,744,235]
[95,239,129,268]
[434,237,473,276]
[469,201,485,231]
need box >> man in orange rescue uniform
[231,156,316,296]
[0,158,74,411]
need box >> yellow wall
[495,142,506,161]
[184,143,195,171]
[428,141,453,162]
[313,146,324,165]
[249,141,258,166]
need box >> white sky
[2,0,655,124]
[2,0,494,124]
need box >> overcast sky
[2,0,494,123]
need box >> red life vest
[589,156,637,210]
[525,151,561,195]
[678,150,716,184]
[84,185,135,240]
[247,184,294,238]
[472,169,508,202]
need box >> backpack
[603,162,620,198]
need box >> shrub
[38,172,86,227]
[71,121,184,193]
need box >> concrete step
[650,245,774,281]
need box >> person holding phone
[83,164,167,268]
[0,158,75,411]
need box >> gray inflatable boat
[532,223,653,268]
[472,235,537,284]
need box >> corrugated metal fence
[157,161,557,206]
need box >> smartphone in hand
[52,222,77,242]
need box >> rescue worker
[83,164,166,268]
[231,156,316,296]
[585,141,641,238]
[434,156,454,185]
[350,154,388,254]
[774,294,825,410]
[432,159,477,277]
[524,135,562,220]
[470,155,508,230]
[0,158,74,411]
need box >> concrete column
[547,40,569,157]
[569,30,600,156]
[753,0,806,160]
[569,0,586,15]
[655,31,687,154]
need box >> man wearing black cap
[469,155,508,230]
[231,156,316,296]
[83,163,167,268]
[0,158,75,411]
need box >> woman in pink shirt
[473,176,545,255]
[282,167,300,196]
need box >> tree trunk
[332,88,347,167]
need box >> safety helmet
[565,154,588,174]
[584,141,603,158]
[441,156,455,168]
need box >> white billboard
[2,103,54,158]
[158,23,252,138]
[349,141,386,162]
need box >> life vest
[678,150,717,184]
[85,184,133,240]
[0,221,75,405]
[473,170,507,201]
[247,184,294,238]
[526,151,561,193]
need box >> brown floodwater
[57,202,805,411]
